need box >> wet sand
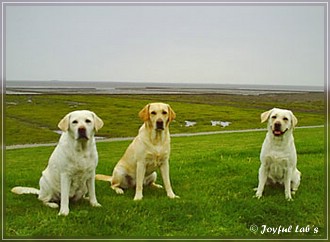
[5,81,323,95]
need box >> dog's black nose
[156,120,164,130]
[274,122,281,131]
[78,127,88,139]
[78,127,86,134]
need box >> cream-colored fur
[96,103,179,201]
[12,110,104,215]
[255,108,301,201]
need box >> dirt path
[5,125,324,150]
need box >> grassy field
[4,127,325,239]
[3,92,326,239]
[5,92,324,146]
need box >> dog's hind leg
[44,202,59,208]
[110,176,125,194]
[39,194,59,208]
[38,183,60,209]
[145,172,163,189]
[291,169,301,195]
[112,185,124,194]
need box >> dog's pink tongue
[274,130,282,135]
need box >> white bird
[220,121,231,127]
[210,120,231,127]
[185,121,197,127]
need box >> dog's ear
[92,112,104,132]
[58,113,70,132]
[290,111,298,128]
[139,104,150,122]
[260,109,274,123]
[167,104,176,122]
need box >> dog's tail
[11,186,39,195]
[95,174,112,182]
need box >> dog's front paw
[285,190,293,201]
[285,194,293,201]
[169,195,180,199]
[254,192,263,199]
[133,193,143,201]
[91,201,102,207]
[58,208,69,216]
[167,192,180,199]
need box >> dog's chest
[145,145,169,168]
[266,152,289,181]
[67,149,96,174]
[67,151,96,193]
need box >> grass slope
[5,93,324,145]
[4,127,325,239]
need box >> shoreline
[7,88,317,95]
[5,81,324,95]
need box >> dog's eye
[72,120,78,124]
[283,117,289,121]
[271,115,277,119]
[151,111,156,115]
[162,111,168,115]
[85,119,91,123]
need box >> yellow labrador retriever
[11,110,104,216]
[96,102,179,200]
[255,108,301,201]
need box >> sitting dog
[12,110,104,215]
[96,102,179,200]
[255,108,301,201]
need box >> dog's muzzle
[78,127,88,140]
[156,119,164,130]
[272,123,288,136]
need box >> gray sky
[5,4,325,86]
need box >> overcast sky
[5,3,325,86]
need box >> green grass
[4,92,326,238]
[5,93,324,145]
[4,127,325,239]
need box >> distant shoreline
[5,80,324,95]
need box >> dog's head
[139,103,176,131]
[261,108,297,137]
[58,110,104,140]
